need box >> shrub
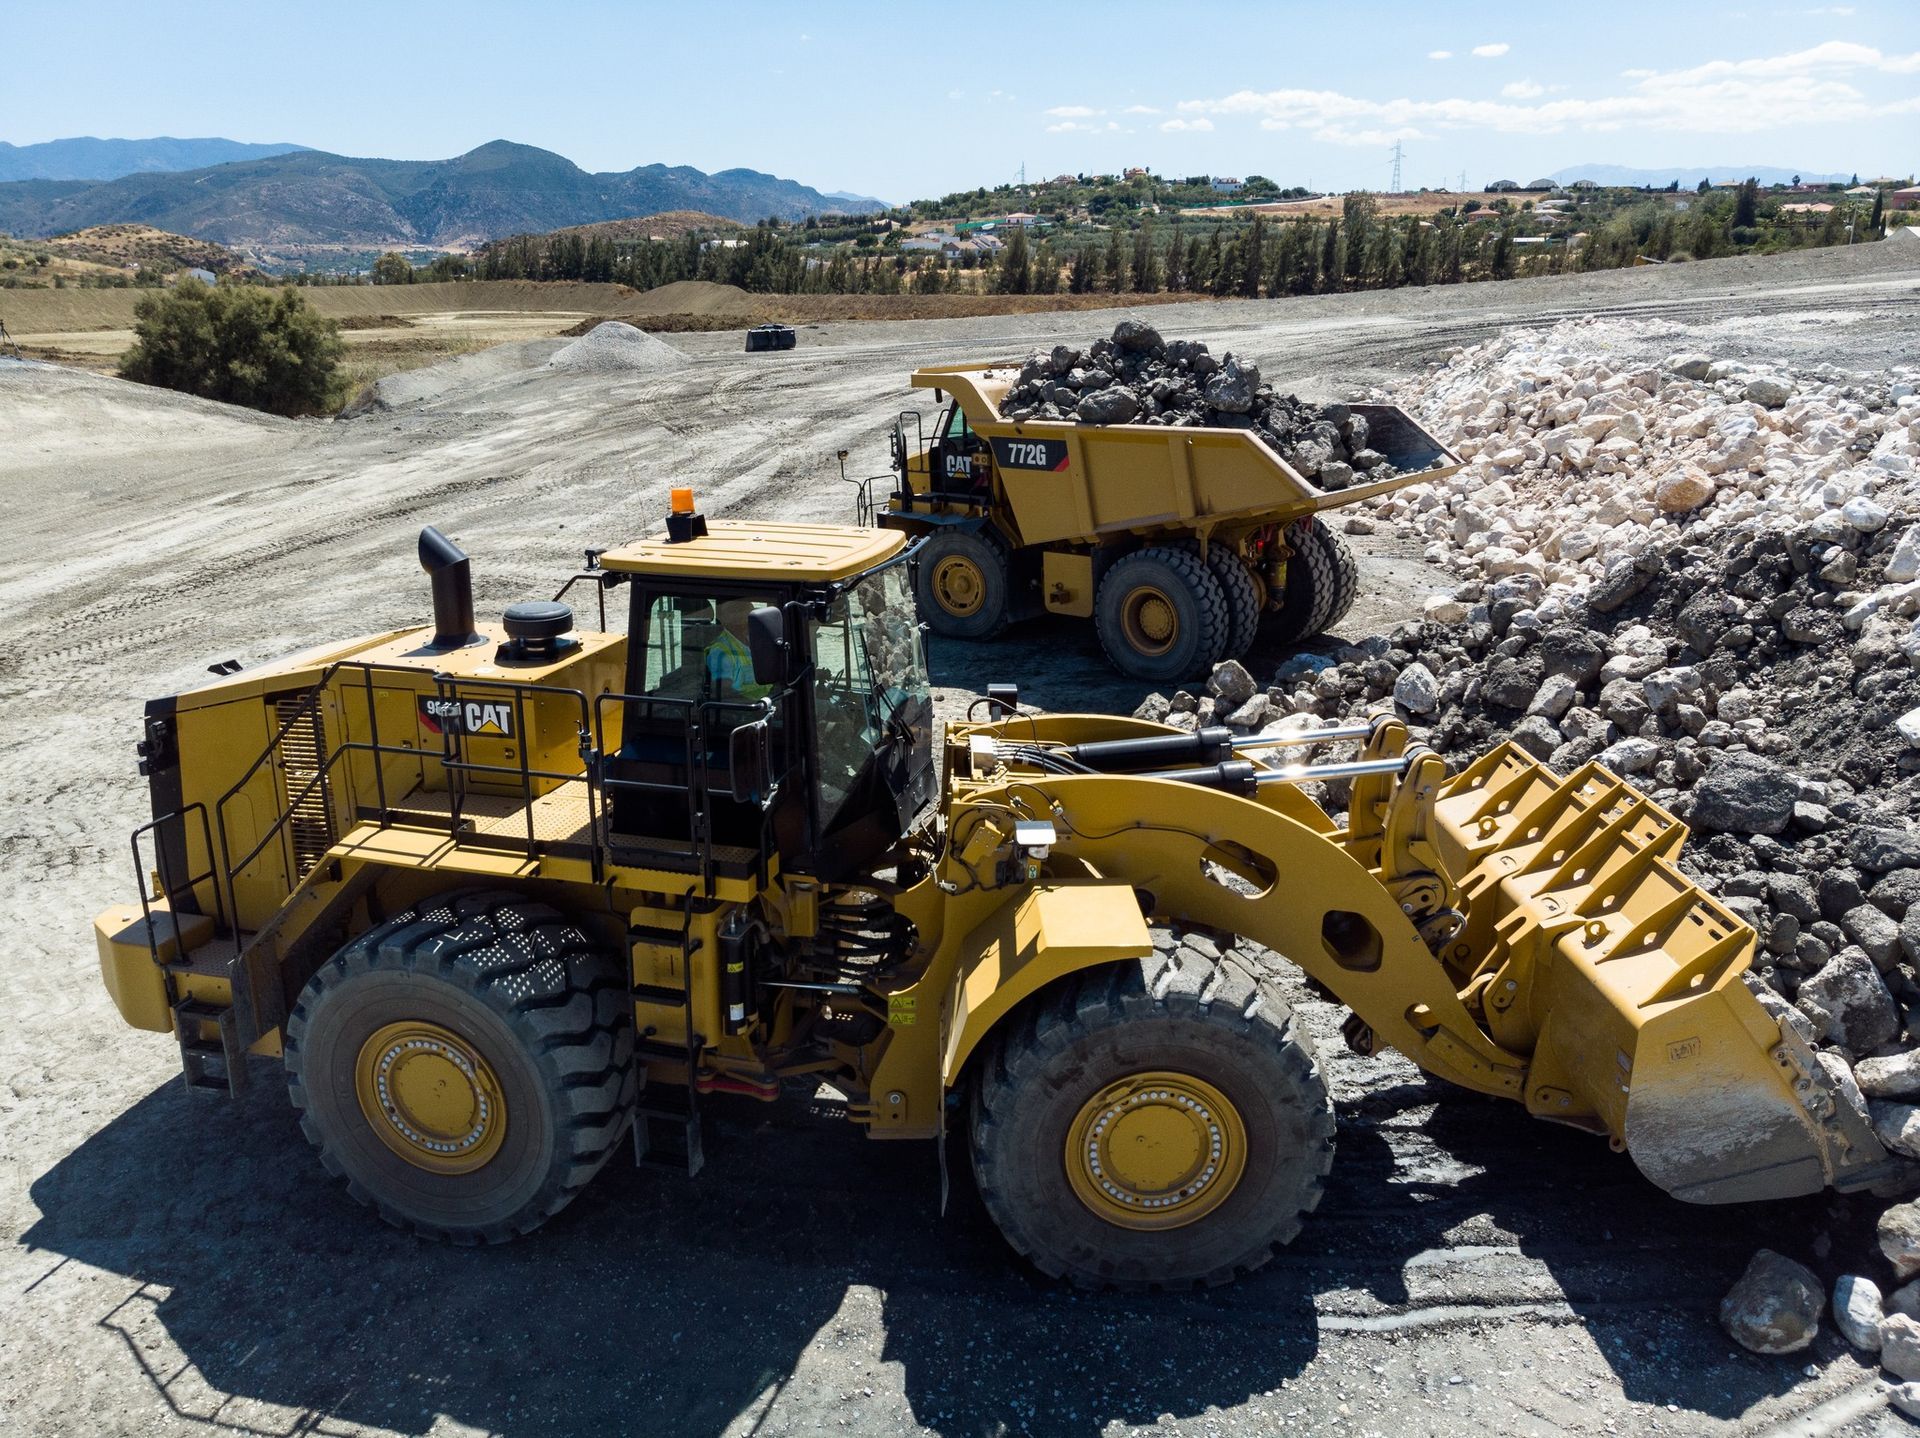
[120,280,343,416]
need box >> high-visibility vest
[705,632,772,700]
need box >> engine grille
[274,696,336,879]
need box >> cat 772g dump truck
[95,498,1900,1287]
[872,360,1460,681]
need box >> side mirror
[747,605,786,686]
[729,718,772,805]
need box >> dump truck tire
[970,948,1334,1290]
[916,529,1010,638]
[1095,546,1229,680]
[1267,519,1340,646]
[285,890,637,1244]
[1204,546,1263,661]
[1317,525,1360,633]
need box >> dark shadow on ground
[25,1043,1859,1437]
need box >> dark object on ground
[746,323,796,353]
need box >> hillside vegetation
[0,142,884,265]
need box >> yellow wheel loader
[96,494,1902,1287]
[870,361,1454,681]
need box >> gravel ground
[2,236,1918,1438]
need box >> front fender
[941,883,1153,1087]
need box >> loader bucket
[1431,744,1901,1202]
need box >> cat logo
[417,695,515,738]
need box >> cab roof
[598,520,907,583]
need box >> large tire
[970,948,1334,1291]
[1317,524,1360,633]
[1266,519,1339,646]
[914,528,1010,638]
[1202,545,1262,661]
[286,890,637,1243]
[1094,546,1229,681]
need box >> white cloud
[1046,121,1098,133]
[946,89,965,100]
[1121,104,1162,114]
[1428,49,1453,60]
[1173,40,1920,142]
[1472,42,1511,57]
[1805,5,1856,14]
[1044,104,1099,118]
[1160,117,1214,132]
[1501,79,1545,99]
[1621,67,1656,78]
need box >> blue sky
[3,1,1915,199]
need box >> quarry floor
[2,237,1919,1438]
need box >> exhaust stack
[418,526,482,649]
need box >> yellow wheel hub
[1065,1071,1247,1230]
[931,554,987,618]
[1120,586,1180,657]
[355,1021,506,1174]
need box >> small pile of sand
[546,321,685,374]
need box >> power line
[1389,141,1403,195]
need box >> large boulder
[1718,1249,1823,1354]
[1795,948,1899,1052]
[1879,1199,1920,1278]
[1076,388,1140,425]
[1691,753,1796,835]
[1833,1274,1885,1352]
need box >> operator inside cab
[705,598,773,701]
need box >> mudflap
[1431,743,1908,1204]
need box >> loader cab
[597,512,934,882]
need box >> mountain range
[1547,163,1855,187]
[0,136,309,182]
[0,140,887,257]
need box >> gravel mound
[998,318,1435,488]
[547,321,685,375]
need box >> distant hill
[0,142,886,258]
[547,211,743,242]
[41,225,241,272]
[0,136,308,182]
[1549,163,1853,188]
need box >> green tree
[120,280,343,416]
[1164,226,1188,291]
[1130,222,1160,292]
[1104,227,1127,292]
[1319,217,1341,292]
[1733,178,1759,229]
[997,226,1032,294]
[1239,212,1266,296]
[1871,188,1885,233]
[371,252,415,285]
[1489,225,1515,279]
[1818,204,1847,246]
[1068,246,1094,293]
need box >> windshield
[811,562,931,831]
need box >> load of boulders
[997,318,1424,488]
[1129,320,1920,1383]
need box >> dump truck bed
[911,360,1461,547]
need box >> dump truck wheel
[915,529,1009,638]
[1204,547,1262,661]
[1266,519,1340,646]
[1095,546,1229,680]
[971,949,1334,1290]
[285,890,637,1243]
[1316,525,1360,633]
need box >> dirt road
[3,237,1918,1438]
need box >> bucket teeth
[1433,743,1903,1203]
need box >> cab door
[925,404,987,498]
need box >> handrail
[212,660,601,921]
[206,657,798,921]
[130,801,224,962]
